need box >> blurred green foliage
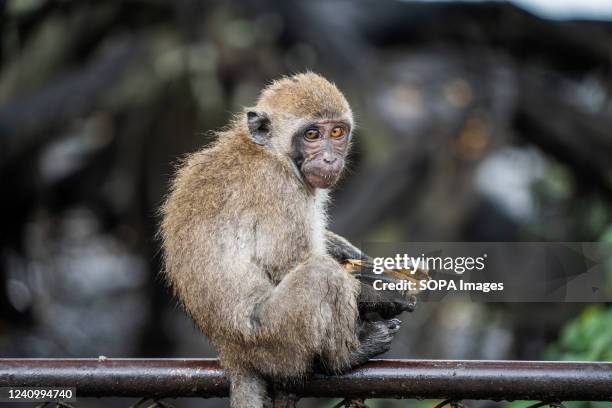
[507,306,611,408]
[544,306,612,362]
[506,399,611,408]
[505,225,612,408]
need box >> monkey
[160,73,410,408]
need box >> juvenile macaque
[160,73,418,408]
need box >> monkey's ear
[247,111,271,146]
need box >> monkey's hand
[326,231,429,320]
[357,274,418,320]
[349,258,429,320]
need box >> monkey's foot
[349,319,401,367]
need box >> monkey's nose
[323,157,337,164]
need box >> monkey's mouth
[303,169,341,189]
[300,158,344,189]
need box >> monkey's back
[160,132,327,346]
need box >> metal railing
[1,359,611,407]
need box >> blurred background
[1,0,611,407]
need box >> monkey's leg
[252,254,361,375]
[253,254,404,377]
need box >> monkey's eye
[304,129,321,141]
[330,127,345,138]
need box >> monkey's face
[295,120,350,189]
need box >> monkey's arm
[325,230,426,319]
[325,230,364,262]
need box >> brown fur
[257,73,352,120]
[160,73,361,407]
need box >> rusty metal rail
[0,359,611,402]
